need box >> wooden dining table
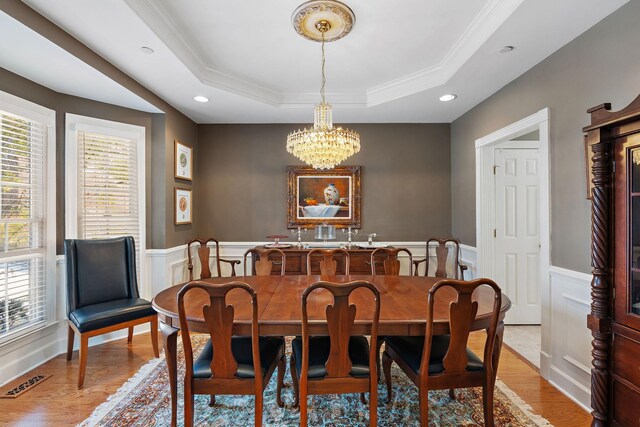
[152,274,511,426]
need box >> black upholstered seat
[68,298,155,333]
[292,335,371,379]
[193,336,285,379]
[384,335,484,374]
[65,236,159,389]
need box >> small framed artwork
[174,140,193,181]
[175,187,192,225]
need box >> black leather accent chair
[65,236,159,389]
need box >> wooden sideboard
[249,246,388,275]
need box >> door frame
[475,107,551,378]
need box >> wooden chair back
[370,247,413,275]
[424,237,462,279]
[306,248,350,275]
[243,248,286,276]
[421,278,502,377]
[177,281,260,383]
[187,238,239,280]
[301,281,380,380]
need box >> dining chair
[369,247,413,381]
[370,247,413,276]
[382,278,504,427]
[243,247,286,276]
[291,280,381,427]
[64,236,159,389]
[306,248,350,275]
[187,238,240,279]
[413,237,468,279]
[177,280,286,427]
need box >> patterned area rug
[80,335,553,426]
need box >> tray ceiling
[14,0,630,123]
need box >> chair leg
[255,391,263,427]
[419,387,429,427]
[276,354,286,407]
[360,393,367,404]
[382,350,393,403]
[483,383,495,427]
[77,334,89,389]
[449,388,456,400]
[209,395,216,406]
[290,355,299,407]
[127,326,134,344]
[369,379,378,427]
[375,338,384,383]
[300,384,308,427]
[184,380,194,427]
[150,315,160,357]
[66,325,75,361]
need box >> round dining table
[152,274,511,426]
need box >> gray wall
[451,0,640,273]
[197,124,452,241]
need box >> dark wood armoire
[586,93,640,426]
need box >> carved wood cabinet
[585,94,640,426]
[249,247,385,275]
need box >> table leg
[160,321,179,427]
[491,321,505,384]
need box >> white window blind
[76,131,141,274]
[0,110,47,339]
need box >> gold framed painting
[287,165,361,229]
[174,140,193,181]
[175,187,192,225]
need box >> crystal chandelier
[287,1,360,170]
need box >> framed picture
[287,165,361,229]
[585,135,595,200]
[175,187,192,224]
[174,140,193,181]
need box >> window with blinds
[0,110,48,339]
[76,131,142,275]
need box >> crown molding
[366,0,523,106]
[125,0,522,108]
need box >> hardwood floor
[0,331,591,426]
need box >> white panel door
[494,147,541,324]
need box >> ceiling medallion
[287,1,360,170]
[292,0,355,43]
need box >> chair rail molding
[145,242,479,292]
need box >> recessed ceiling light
[498,45,515,54]
[439,94,457,102]
[193,95,209,103]
[140,46,154,54]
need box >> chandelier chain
[320,30,326,104]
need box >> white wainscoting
[545,266,592,411]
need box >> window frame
[64,114,147,297]
[0,90,56,344]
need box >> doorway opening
[475,108,551,377]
